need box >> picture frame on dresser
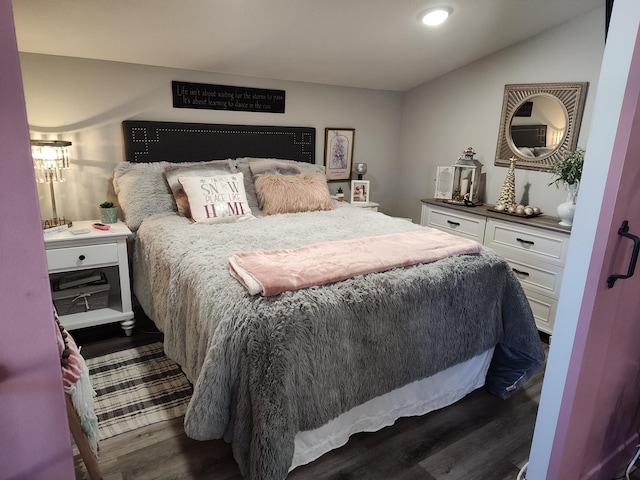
[435,166,455,199]
[350,180,370,205]
[324,128,355,181]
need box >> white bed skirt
[290,347,494,471]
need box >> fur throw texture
[132,205,544,480]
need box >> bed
[114,120,545,480]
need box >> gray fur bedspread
[132,205,544,480]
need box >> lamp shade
[31,139,72,183]
[353,162,368,179]
[31,139,72,226]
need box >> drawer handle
[607,220,640,288]
[516,237,534,246]
[512,268,530,277]
[78,255,86,261]
[447,220,461,227]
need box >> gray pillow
[113,161,175,232]
[234,161,262,215]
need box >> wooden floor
[72,316,550,480]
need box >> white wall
[397,7,606,222]
[20,7,605,224]
[19,54,403,221]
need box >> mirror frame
[495,82,589,171]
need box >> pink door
[528,1,640,478]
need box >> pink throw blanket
[228,228,482,296]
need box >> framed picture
[324,128,355,181]
[350,180,370,205]
[435,166,455,199]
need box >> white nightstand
[44,220,135,335]
[349,201,380,212]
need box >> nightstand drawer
[485,219,569,266]
[46,243,119,271]
[424,207,486,241]
[506,257,564,298]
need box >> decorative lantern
[444,147,483,206]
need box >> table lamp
[353,162,368,180]
[31,139,72,228]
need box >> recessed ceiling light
[419,7,452,26]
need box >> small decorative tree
[495,157,517,208]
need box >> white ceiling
[12,0,605,92]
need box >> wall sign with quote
[172,81,286,113]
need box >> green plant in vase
[99,201,118,224]
[548,148,584,188]
[549,148,584,226]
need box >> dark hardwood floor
[72,315,553,480]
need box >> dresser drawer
[420,200,571,335]
[506,257,564,298]
[423,206,486,242]
[485,219,569,266]
[46,243,119,271]
[523,289,558,334]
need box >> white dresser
[421,199,571,334]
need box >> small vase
[99,207,118,224]
[557,182,578,226]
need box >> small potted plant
[99,201,118,224]
[336,187,344,202]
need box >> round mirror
[509,94,567,159]
[495,83,588,171]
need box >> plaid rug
[87,342,192,441]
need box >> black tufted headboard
[122,121,316,164]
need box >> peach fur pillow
[178,173,255,224]
[254,173,335,215]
